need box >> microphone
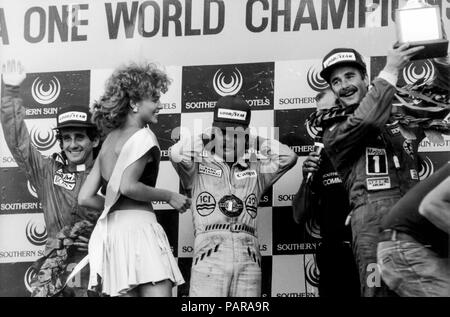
[306,134,324,184]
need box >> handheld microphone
[306,134,324,184]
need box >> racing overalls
[322,73,423,297]
[1,85,100,296]
[170,134,297,296]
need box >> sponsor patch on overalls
[403,140,415,158]
[389,127,400,135]
[218,195,244,217]
[235,170,257,180]
[199,164,222,178]
[322,172,343,187]
[245,194,258,218]
[196,192,216,216]
[366,177,391,191]
[410,169,419,180]
[53,169,76,190]
[365,148,388,175]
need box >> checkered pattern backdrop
[0,57,449,297]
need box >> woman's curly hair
[91,62,171,135]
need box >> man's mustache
[339,86,357,97]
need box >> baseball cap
[54,105,96,130]
[213,95,251,129]
[320,48,367,83]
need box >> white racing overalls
[170,134,297,296]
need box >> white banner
[2,0,448,71]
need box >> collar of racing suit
[52,152,94,172]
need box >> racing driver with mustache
[309,44,427,297]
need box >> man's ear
[93,136,100,148]
[364,74,370,87]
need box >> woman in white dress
[78,63,190,297]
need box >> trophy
[395,0,448,60]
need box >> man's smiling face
[329,66,368,106]
[60,128,97,165]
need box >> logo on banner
[305,120,321,139]
[182,62,273,112]
[213,68,243,96]
[305,217,322,240]
[31,76,61,105]
[402,60,435,85]
[419,156,435,180]
[27,181,38,198]
[307,67,329,92]
[26,220,47,246]
[30,126,57,151]
[24,266,38,293]
[305,258,320,288]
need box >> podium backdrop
[1,0,449,296]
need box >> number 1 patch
[366,148,388,175]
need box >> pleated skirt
[101,209,184,296]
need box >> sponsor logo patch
[410,169,419,180]
[245,194,258,218]
[199,164,222,178]
[53,169,76,190]
[366,176,391,191]
[366,147,388,175]
[322,172,343,186]
[323,52,356,68]
[403,140,415,158]
[218,195,244,217]
[235,170,257,180]
[217,108,247,121]
[58,111,87,123]
[195,192,216,216]
[390,127,400,135]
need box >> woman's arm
[78,158,105,210]
[120,150,191,213]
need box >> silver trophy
[395,0,448,60]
